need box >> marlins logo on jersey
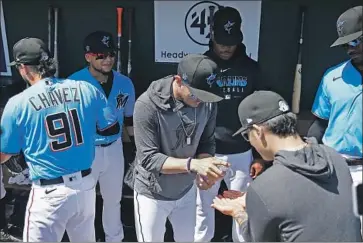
[116,91,129,109]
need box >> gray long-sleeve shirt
[240,140,362,241]
[133,76,217,200]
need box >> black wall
[1,0,361,111]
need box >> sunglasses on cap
[181,79,201,102]
[344,36,363,48]
[188,93,201,102]
[88,51,116,60]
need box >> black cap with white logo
[83,31,116,53]
[331,6,362,47]
[212,6,243,46]
[177,54,223,103]
[10,37,50,66]
[232,91,290,136]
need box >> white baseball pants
[0,166,6,200]
[92,138,125,242]
[195,150,253,242]
[23,171,96,242]
[349,165,362,234]
[134,185,197,242]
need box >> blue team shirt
[312,60,362,158]
[0,78,117,181]
[68,68,135,145]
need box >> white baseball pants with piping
[23,172,96,242]
[91,138,125,242]
[349,165,363,234]
[134,184,197,242]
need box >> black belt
[98,141,115,147]
[346,158,363,166]
[39,168,92,186]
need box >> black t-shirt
[204,43,261,154]
[100,72,114,98]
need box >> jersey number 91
[45,109,84,152]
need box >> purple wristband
[186,157,193,173]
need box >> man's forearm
[307,117,328,143]
[125,126,134,137]
[122,125,134,142]
[97,122,120,136]
[160,157,196,174]
[0,153,12,164]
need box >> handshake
[188,156,231,190]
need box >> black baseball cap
[232,91,290,136]
[177,54,223,103]
[9,37,50,66]
[83,31,116,53]
[212,6,243,46]
[331,6,362,47]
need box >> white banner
[154,0,261,63]
[0,0,12,76]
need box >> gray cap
[177,54,223,103]
[10,37,50,66]
[331,6,362,47]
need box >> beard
[90,63,112,75]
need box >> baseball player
[129,54,229,242]
[307,5,363,232]
[195,6,266,242]
[0,37,120,242]
[68,31,135,242]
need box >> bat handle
[117,8,123,37]
[209,6,216,40]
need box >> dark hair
[26,56,57,78]
[261,112,299,137]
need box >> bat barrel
[209,6,216,40]
[116,7,124,73]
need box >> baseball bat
[208,5,216,40]
[116,7,124,74]
[53,7,59,78]
[48,6,52,51]
[127,8,133,78]
[291,7,305,114]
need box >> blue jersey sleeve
[124,79,136,117]
[0,97,22,154]
[312,76,331,120]
[95,88,118,130]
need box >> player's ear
[85,53,92,63]
[174,75,182,87]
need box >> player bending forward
[0,37,119,242]
[127,54,230,242]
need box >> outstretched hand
[223,190,244,199]
[211,192,246,217]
